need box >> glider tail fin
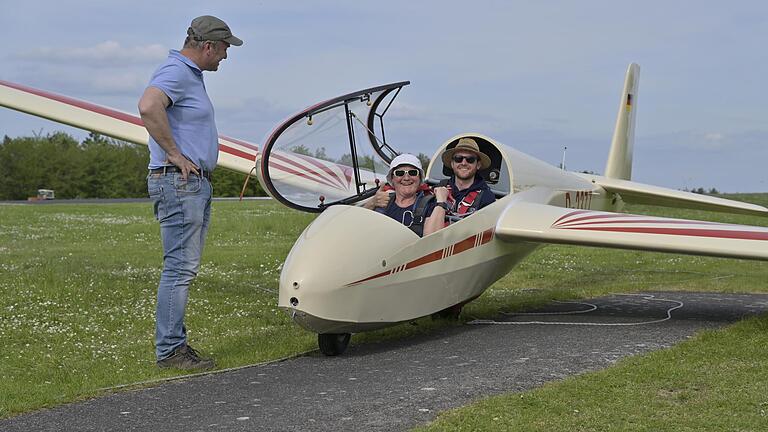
[604,63,640,180]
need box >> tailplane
[604,63,640,180]
[586,63,768,217]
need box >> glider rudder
[604,63,640,180]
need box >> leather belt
[149,166,211,180]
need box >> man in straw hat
[440,137,496,215]
[139,15,243,370]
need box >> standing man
[138,15,243,370]
[440,137,495,215]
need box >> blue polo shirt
[146,50,219,171]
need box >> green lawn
[418,193,768,432]
[415,317,768,432]
[0,200,317,417]
[0,194,766,426]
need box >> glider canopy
[261,82,409,212]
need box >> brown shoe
[157,344,215,370]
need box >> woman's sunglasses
[393,169,420,177]
[452,155,477,164]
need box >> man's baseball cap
[188,15,243,46]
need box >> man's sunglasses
[393,169,420,177]
[452,155,478,164]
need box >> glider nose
[277,205,417,328]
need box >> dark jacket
[449,176,495,212]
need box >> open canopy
[260,82,410,212]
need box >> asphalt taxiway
[3,291,767,431]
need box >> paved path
[3,291,767,432]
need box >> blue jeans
[148,172,212,360]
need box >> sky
[1,0,766,192]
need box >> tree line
[0,132,265,200]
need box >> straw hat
[441,138,491,169]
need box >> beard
[454,166,477,181]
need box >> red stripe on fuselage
[481,228,494,244]
[403,250,444,271]
[347,269,393,286]
[346,228,495,286]
[452,235,478,255]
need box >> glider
[1,64,766,357]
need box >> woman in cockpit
[363,154,448,237]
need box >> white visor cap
[387,153,424,182]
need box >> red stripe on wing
[559,217,721,228]
[219,134,260,152]
[552,210,590,226]
[292,153,350,189]
[271,153,347,190]
[554,212,637,227]
[220,143,256,161]
[269,160,341,190]
[561,226,768,241]
[1,80,257,163]
[1,79,143,125]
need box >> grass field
[420,193,768,432]
[1,194,766,427]
[0,200,317,417]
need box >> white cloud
[17,41,167,66]
[91,72,151,94]
[703,132,725,144]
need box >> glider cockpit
[260,82,518,213]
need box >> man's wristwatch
[436,201,451,211]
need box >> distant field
[0,194,766,420]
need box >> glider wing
[0,80,258,174]
[495,202,768,261]
[581,174,768,217]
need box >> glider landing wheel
[318,333,351,356]
[431,304,463,321]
